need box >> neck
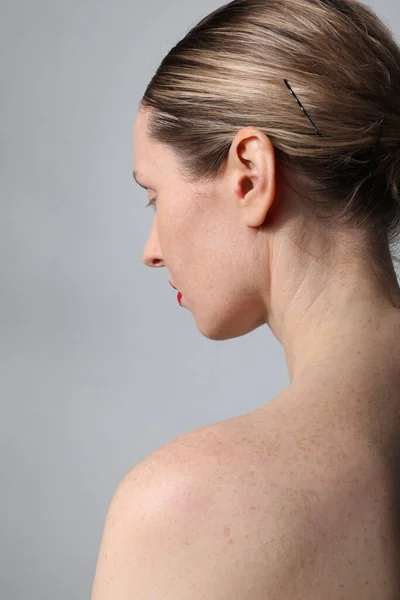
[265,240,400,384]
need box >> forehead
[133,110,152,163]
[133,110,171,176]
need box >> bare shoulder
[91,414,291,599]
[92,404,399,599]
[91,417,268,599]
[153,406,400,600]
[117,416,251,506]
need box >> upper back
[167,382,400,599]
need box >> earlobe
[242,194,273,228]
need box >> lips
[169,281,184,306]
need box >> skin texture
[134,108,400,384]
[91,107,400,599]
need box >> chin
[195,312,265,341]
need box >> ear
[230,127,276,228]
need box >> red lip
[169,280,183,305]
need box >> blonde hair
[140,0,400,287]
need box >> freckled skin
[134,107,400,381]
[91,108,400,599]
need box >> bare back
[185,341,400,599]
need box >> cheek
[161,191,198,243]
[160,187,233,274]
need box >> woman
[92,0,400,597]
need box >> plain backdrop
[1,0,399,598]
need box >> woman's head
[135,111,281,340]
[134,0,400,344]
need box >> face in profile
[133,108,271,341]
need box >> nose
[142,218,165,268]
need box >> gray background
[1,1,399,598]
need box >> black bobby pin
[284,79,385,178]
[284,79,320,135]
